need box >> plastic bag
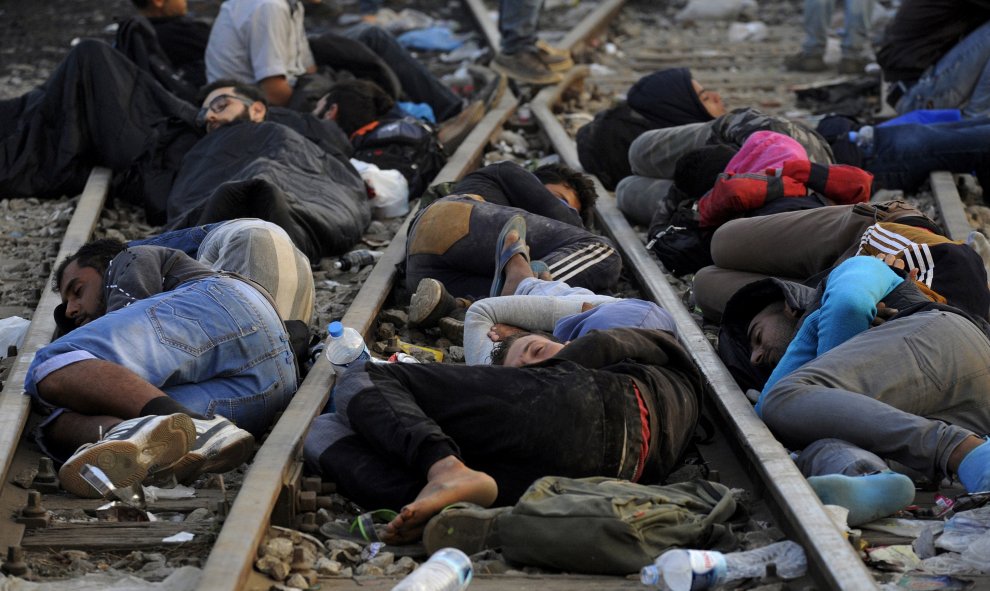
[0,316,30,358]
[351,159,410,219]
[936,506,990,553]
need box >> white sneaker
[59,414,195,498]
[163,415,255,485]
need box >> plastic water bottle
[640,541,807,590]
[391,548,473,591]
[334,249,383,271]
[848,125,874,153]
[324,321,371,372]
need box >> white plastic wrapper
[351,159,410,219]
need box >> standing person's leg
[866,120,990,193]
[840,0,872,58]
[800,0,832,57]
[896,20,990,116]
[492,0,560,84]
[760,311,990,486]
[344,24,463,122]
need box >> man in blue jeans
[878,0,990,118]
[25,239,298,498]
[784,0,873,74]
[491,0,573,85]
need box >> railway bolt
[298,490,317,512]
[296,512,319,534]
[301,477,322,492]
[1,546,30,577]
[31,457,60,494]
[15,490,51,529]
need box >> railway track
[1,1,987,589]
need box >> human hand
[874,253,919,281]
[872,302,898,326]
[488,323,525,342]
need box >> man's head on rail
[53,239,127,327]
[196,80,268,133]
[491,331,566,367]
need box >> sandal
[490,215,529,298]
[349,508,399,542]
[422,502,510,555]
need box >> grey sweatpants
[761,311,990,482]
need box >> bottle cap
[328,321,343,338]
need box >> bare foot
[382,456,497,545]
[488,323,525,342]
[499,230,534,296]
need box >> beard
[206,110,252,133]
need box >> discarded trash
[334,249,384,271]
[0,316,29,359]
[398,26,464,52]
[96,502,152,523]
[865,544,921,572]
[325,321,372,371]
[936,506,990,553]
[80,464,146,508]
[392,548,472,591]
[727,21,768,43]
[397,339,444,362]
[162,532,195,543]
[641,541,807,590]
[675,0,756,22]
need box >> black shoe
[492,50,563,85]
[837,55,872,75]
[439,316,464,345]
[409,278,461,328]
[784,51,827,72]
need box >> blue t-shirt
[553,299,676,342]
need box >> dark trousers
[304,354,698,509]
[344,24,463,122]
[0,40,196,199]
[406,197,620,299]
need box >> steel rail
[531,69,879,590]
[0,168,110,550]
[196,90,520,591]
[929,171,973,241]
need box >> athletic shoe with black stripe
[163,415,255,485]
[59,413,195,498]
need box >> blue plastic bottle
[324,321,371,372]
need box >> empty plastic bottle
[324,321,371,372]
[391,548,473,591]
[640,540,807,590]
[334,249,383,271]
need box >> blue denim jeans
[128,222,223,256]
[897,20,990,118]
[800,0,872,56]
[499,0,544,54]
[26,276,297,440]
[865,118,990,192]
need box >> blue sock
[958,438,990,493]
[808,471,916,526]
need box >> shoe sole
[167,423,255,485]
[423,504,510,555]
[409,278,444,327]
[59,414,195,498]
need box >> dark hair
[321,79,395,136]
[489,330,560,366]
[672,144,738,200]
[532,163,598,225]
[131,0,151,8]
[53,239,127,292]
[196,79,268,108]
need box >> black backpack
[646,186,714,277]
[350,116,446,199]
